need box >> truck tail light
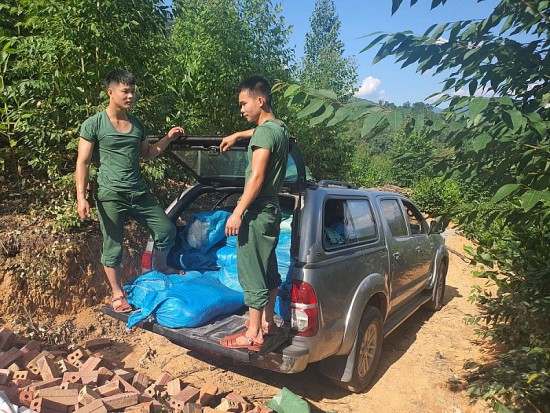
[291,280,319,337]
[141,250,153,272]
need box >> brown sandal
[220,331,263,352]
[111,296,132,313]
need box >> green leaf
[472,134,492,152]
[388,110,403,130]
[469,97,489,118]
[283,84,300,98]
[502,109,524,131]
[326,106,352,127]
[520,190,543,212]
[361,112,386,136]
[490,184,519,203]
[309,105,334,126]
[361,33,389,53]
[312,89,338,100]
[297,99,324,119]
[391,0,404,15]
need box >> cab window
[380,199,408,237]
[323,199,377,249]
[402,200,428,235]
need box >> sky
[281,0,500,105]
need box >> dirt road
[62,229,490,413]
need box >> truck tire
[345,306,383,393]
[424,261,447,311]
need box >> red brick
[198,382,218,406]
[97,380,123,397]
[131,372,151,393]
[79,356,104,372]
[153,371,172,387]
[170,386,200,410]
[36,388,79,405]
[30,397,68,413]
[84,338,112,351]
[181,403,203,413]
[19,389,35,407]
[79,385,102,405]
[77,399,108,413]
[0,347,23,368]
[56,359,78,374]
[29,378,63,391]
[123,401,153,412]
[101,392,139,411]
[166,377,184,396]
[0,368,12,385]
[0,328,16,351]
[36,356,60,380]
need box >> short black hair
[104,70,135,88]
[237,75,272,108]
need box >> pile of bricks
[0,328,274,413]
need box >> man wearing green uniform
[219,76,289,351]
[76,70,185,313]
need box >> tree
[282,1,549,410]
[169,0,294,134]
[300,0,357,99]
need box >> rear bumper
[249,344,309,374]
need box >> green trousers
[237,203,282,310]
[96,187,175,268]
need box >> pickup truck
[102,136,449,392]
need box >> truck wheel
[424,261,447,311]
[345,306,383,393]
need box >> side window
[402,200,428,235]
[380,199,408,238]
[323,199,377,248]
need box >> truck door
[379,198,431,309]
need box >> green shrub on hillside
[412,177,461,216]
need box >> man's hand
[166,126,185,141]
[220,133,239,152]
[77,198,91,220]
[225,212,242,237]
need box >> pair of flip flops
[111,295,132,313]
[244,320,279,335]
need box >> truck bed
[100,306,288,363]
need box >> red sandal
[111,295,132,313]
[220,331,263,352]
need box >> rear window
[171,149,299,183]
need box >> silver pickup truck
[103,136,448,392]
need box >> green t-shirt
[80,110,148,192]
[245,119,289,205]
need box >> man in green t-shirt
[219,76,289,351]
[75,69,185,313]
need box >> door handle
[393,252,401,260]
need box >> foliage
[282,0,549,410]
[299,0,358,100]
[1,0,172,179]
[411,176,461,216]
[169,0,294,135]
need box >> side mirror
[428,216,450,234]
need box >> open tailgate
[100,306,288,362]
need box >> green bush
[411,177,461,216]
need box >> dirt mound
[0,214,147,318]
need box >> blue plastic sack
[179,210,231,270]
[125,270,244,328]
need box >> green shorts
[237,203,282,310]
[96,187,176,268]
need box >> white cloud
[355,76,382,99]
